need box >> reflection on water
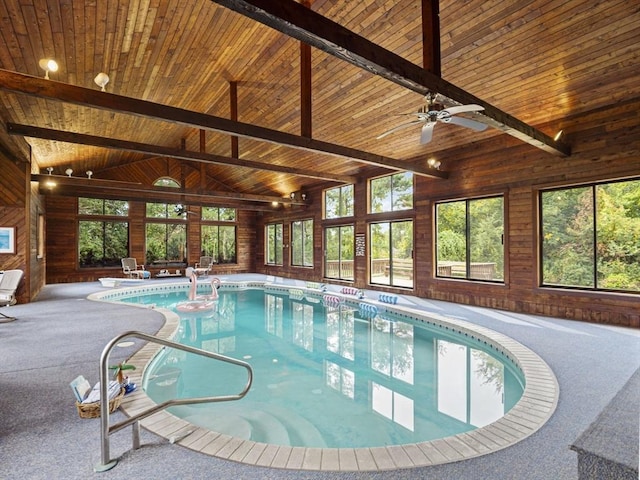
[141,290,524,448]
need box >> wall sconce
[301,193,307,201]
[290,192,295,199]
[271,201,279,207]
[554,129,564,141]
[94,72,110,91]
[427,158,441,170]
[38,58,58,79]
[86,170,93,179]
[46,167,53,175]
[65,168,73,177]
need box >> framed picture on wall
[0,227,16,254]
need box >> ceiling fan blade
[377,120,423,139]
[443,104,484,115]
[445,116,488,131]
[420,122,435,144]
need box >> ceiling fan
[377,92,488,144]
[174,204,196,216]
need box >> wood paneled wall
[257,100,640,328]
[44,156,258,284]
[0,149,44,303]
[4,100,639,327]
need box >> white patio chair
[121,258,148,279]
[0,269,24,322]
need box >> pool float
[195,276,221,301]
[176,273,220,313]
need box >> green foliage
[436,198,504,280]
[542,180,640,291]
[266,223,283,264]
[324,185,354,218]
[370,172,413,213]
[78,220,128,267]
[292,220,312,266]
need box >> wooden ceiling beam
[422,0,441,76]
[8,123,357,184]
[31,174,305,208]
[300,0,313,138]
[0,69,447,179]
[210,0,571,157]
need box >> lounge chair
[0,269,24,322]
[121,258,149,279]
[194,256,213,277]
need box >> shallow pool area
[89,276,559,471]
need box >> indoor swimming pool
[91,276,558,470]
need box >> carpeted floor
[0,275,638,480]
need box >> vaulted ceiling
[0,0,638,206]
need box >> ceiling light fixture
[38,58,58,79]
[94,72,110,91]
[554,130,564,141]
[427,158,441,170]
[65,168,73,177]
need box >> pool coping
[88,279,559,472]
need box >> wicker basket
[75,388,125,419]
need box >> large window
[145,202,187,265]
[541,179,640,292]
[78,198,129,268]
[202,225,236,264]
[370,220,413,288]
[202,206,236,222]
[324,184,354,219]
[435,197,504,281]
[291,219,313,267]
[201,207,237,264]
[370,172,413,213]
[265,223,283,265]
[324,225,354,280]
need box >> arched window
[153,177,180,188]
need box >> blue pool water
[122,288,524,449]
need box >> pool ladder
[94,330,254,472]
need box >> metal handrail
[94,330,253,472]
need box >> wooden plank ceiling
[0,0,637,205]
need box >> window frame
[324,184,354,219]
[324,224,355,281]
[77,198,130,268]
[144,201,188,265]
[291,218,314,267]
[539,178,640,293]
[369,171,414,214]
[265,222,284,266]
[434,195,505,283]
[369,219,414,288]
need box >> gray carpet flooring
[1,276,638,480]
